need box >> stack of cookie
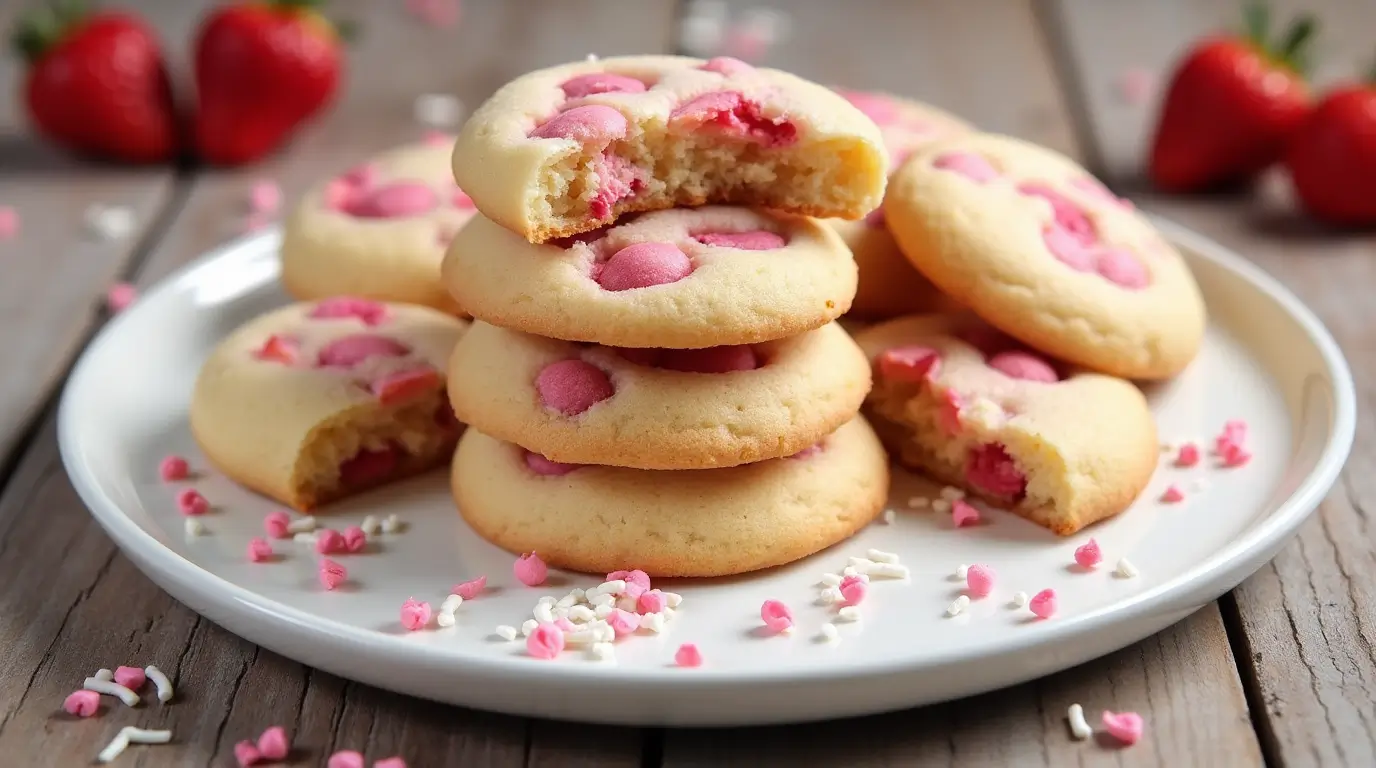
[439,55,896,577]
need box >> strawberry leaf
[1243,0,1270,47]
[1276,14,1317,77]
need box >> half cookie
[854,314,1158,535]
[446,321,871,470]
[453,55,888,242]
[191,298,467,510]
[452,417,890,577]
[443,205,856,348]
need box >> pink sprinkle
[158,455,190,481]
[1102,710,1146,745]
[318,558,347,590]
[607,569,652,592]
[315,528,345,555]
[1221,443,1253,468]
[700,56,754,77]
[1160,484,1185,503]
[374,758,408,768]
[965,564,995,598]
[0,206,18,238]
[400,597,432,631]
[1028,589,1057,619]
[637,590,668,614]
[62,689,100,717]
[256,726,290,761]
[1174,442,1200,467]
[1215,419,1247,452]
[951,498,982,528]
[1074,538,1103,568]
[176,489,209,516]
[513,552,548,586]
[839,575,867,606]
[326,752,366,768]
[674,643,704,668]
[247,537,273,563]
[113,665,145,690]
[452,575,487,599]
[607,608,640,637]
[234,740,262,767]
[263,511,291,539]
[526,623,565,659]
[106,282,137,312]
[623,581,647,600]
[249,180,282,214]
[760,599,793,634]
[309,296,388,326]
[342,526,367,553]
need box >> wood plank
[0,0,677,764]
[1044,0,1376,179]
[663,606,1260,768]
[706,0,1081,157]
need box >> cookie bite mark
[595,242,692,291]
[966,443,1028,499]
[535,359,615,415]
[669,91,798,147]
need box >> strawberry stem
[1367,52,1376,84]
[10,0,87,63]
[1243,0,1270,46]
[1275,13,1317,76]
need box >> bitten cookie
[453,55,887,242]
[280,136,476,314]
[885,133,1206,379]
[854,313,1158,535]
[452,417,890,577]
[443,206,856,348]
[827,91,971,319]
[190,298,468,511]
[446,321,871,470]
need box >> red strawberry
[11,2,178,163]
[192,1,345,165]
[1148,3,1315,192]
[1285,66,1376,227]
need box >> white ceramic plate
[59,220,1354,727]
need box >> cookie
[190,298,468,510]
[884,133,1206,379]
[446,320,871,470]
[442,206,856,348]
[452,55,887,243]
[280,136,475,314]
[826,91,972,319]
[853,313,1158,535]
[451,416,890,577]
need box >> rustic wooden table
[1,1,1373,765]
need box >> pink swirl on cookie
[987,351,1058,383]
[345,182,439,218]
[530,104,628,145]
[590,153,644,219]
[317,334,411,367]
[596,242,692,291]
[310,297,388,326]
[559,72,648,98]
[1019,182,1151,289]
[838,90,902,125]
[694,230,786,250]
[670,91,798,147]
[934,151,1000,183]
[878,346,941,383]
[535,359,614,415]
[966,443,1027,498]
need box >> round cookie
[443,206,856,348]
[854,313,1158,535]
[453,55,887,243]
[280,136,475,314]
[827,90,972,319]
[446,320,871,470]
[885,133,1206,379]
[451,416,891,577]
[191,298,468,511]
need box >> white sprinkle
[866,549,901,565]
[123,727,172,745]
[570,587,587,603]
[413,93,464,127]
[816,588,842,606]
[84,678,140,707]
[588,579,626,598]
[588,592,615,607]
[97,732,131,763]
[819,573,843,587]
[847,556,876,570]
[946,595,971,617]
[836,605,860,623]
[520,619,538,636]
[841,565,859,577]
[293,532,317,544]
[932,499,952,514]
[94,669,114,682]
[955,564,970,579]
[818,623,840,642]
[436,612,455,628]
[907,496,929,508]
[360,515,380,535]
[533,602,556,624]
[640,612,666,633]
[616,595,639,612]
[440,594,463,614]
[881,509,896,525]
[555,594,577,610]
[590,642,615,661]
[868,563,908,579]
[585,53,599,62]
[286,516,317,534]
[184,518,206,536]
[593,603,614,619]
[381,513,402,534]
[1011,591,1029,608]
[939,486,966,500]
[1115,558,1140,578]
[145,665,173,703]
[552,605,570,620]
[85,204,136,241]
[1067,703,1093,740]
[661,591,683,608]
[563,629,598,646]
[591,622,615,643]
[495,625,518,641]
[567,605,595,623]
[663,607,677,620]
[536,595,556,606]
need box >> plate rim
[56,216,1357,692]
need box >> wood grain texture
[707,0,1081,157]
[662,606,1260,768]
[1044,0,1376,179]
